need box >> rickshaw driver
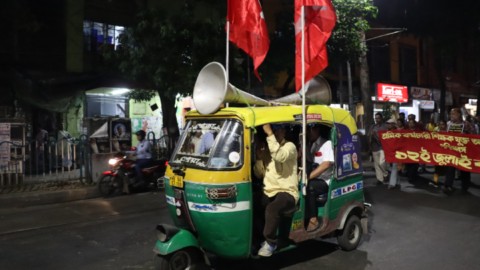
[306,123,334,232]
[254,123,299,257]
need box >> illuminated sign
[377,83,408,103]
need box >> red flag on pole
[227,0,270,81]
[295,0,337,93]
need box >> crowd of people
[368,108,476,195]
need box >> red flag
[295,0,337,92]
[227,0,270,81]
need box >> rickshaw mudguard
[153,229,199,255]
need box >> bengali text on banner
[378,130,480,173]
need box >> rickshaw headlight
[156,224,180,243]
[205,185,238,199]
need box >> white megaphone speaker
[193,62,270,115]
[272,75,332,105]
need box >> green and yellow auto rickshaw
[152,62,368,269]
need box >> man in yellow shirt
[254,123,298,257]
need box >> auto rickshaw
[153,62,368,269]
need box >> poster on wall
[132,117,163,140]
[0,123,11,168]
[335,124,363,180]
[111,120,132,152]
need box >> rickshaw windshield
[170,119,244,170]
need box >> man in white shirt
[305,123,335,232]
[191,131,203,154]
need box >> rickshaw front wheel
[337,215,362,251]
[155,247,200,270]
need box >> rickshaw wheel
[155,248,200,270]
[337,215,362,251]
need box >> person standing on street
[369,113,388,185]
[386,119,401,189]
[405,119,421,182]
[430,119,448,188]
[443,109,475,195]
[405,114,425,131]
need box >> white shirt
[308,138,335,184]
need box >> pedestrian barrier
[0,134,92,187]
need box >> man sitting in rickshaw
[306,123,334,232]
[254,124,298,257]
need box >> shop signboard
[0,123,11,168]
[432,89,453,106]
[411,87,432,100]
[377,83,408,103]
[419,100,435,109]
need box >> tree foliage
[103,4,225,96]
[102,1,230,136]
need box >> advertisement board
[335,124,362,180]
[377,83,408,103]
[411,87,432,100]
[419,100,435,109]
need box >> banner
[379,130,480,173]
[294,0,337,92]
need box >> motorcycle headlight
[109,159,119,166]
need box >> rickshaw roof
[186,105,358,134]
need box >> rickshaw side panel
[328,174,364,221]
[329,126,365,221]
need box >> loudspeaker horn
[193,62,270,115]
[272,75,332,105]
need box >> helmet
[135,130,146,137]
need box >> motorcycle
[97,154,167,196]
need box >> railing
[0,134,92,187]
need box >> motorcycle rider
[128,130,153,186]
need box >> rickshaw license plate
[170,175,184,188]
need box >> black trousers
[261,192,296,245]
[445,166,470,190]
[307,179,329,218]
[406,163,419,181]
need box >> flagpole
[226,20,230,107]
[301,6,307,196]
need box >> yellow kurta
[254,135,299,203]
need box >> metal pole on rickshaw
[301,6,307,196]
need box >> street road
[1,169,480,270]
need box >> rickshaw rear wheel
[155,247,200,270]
[337,215,362,251]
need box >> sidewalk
[0,181,99,210]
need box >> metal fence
[0,135,92,187]
[0,132,178,188]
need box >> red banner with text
[378,130,480,173]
